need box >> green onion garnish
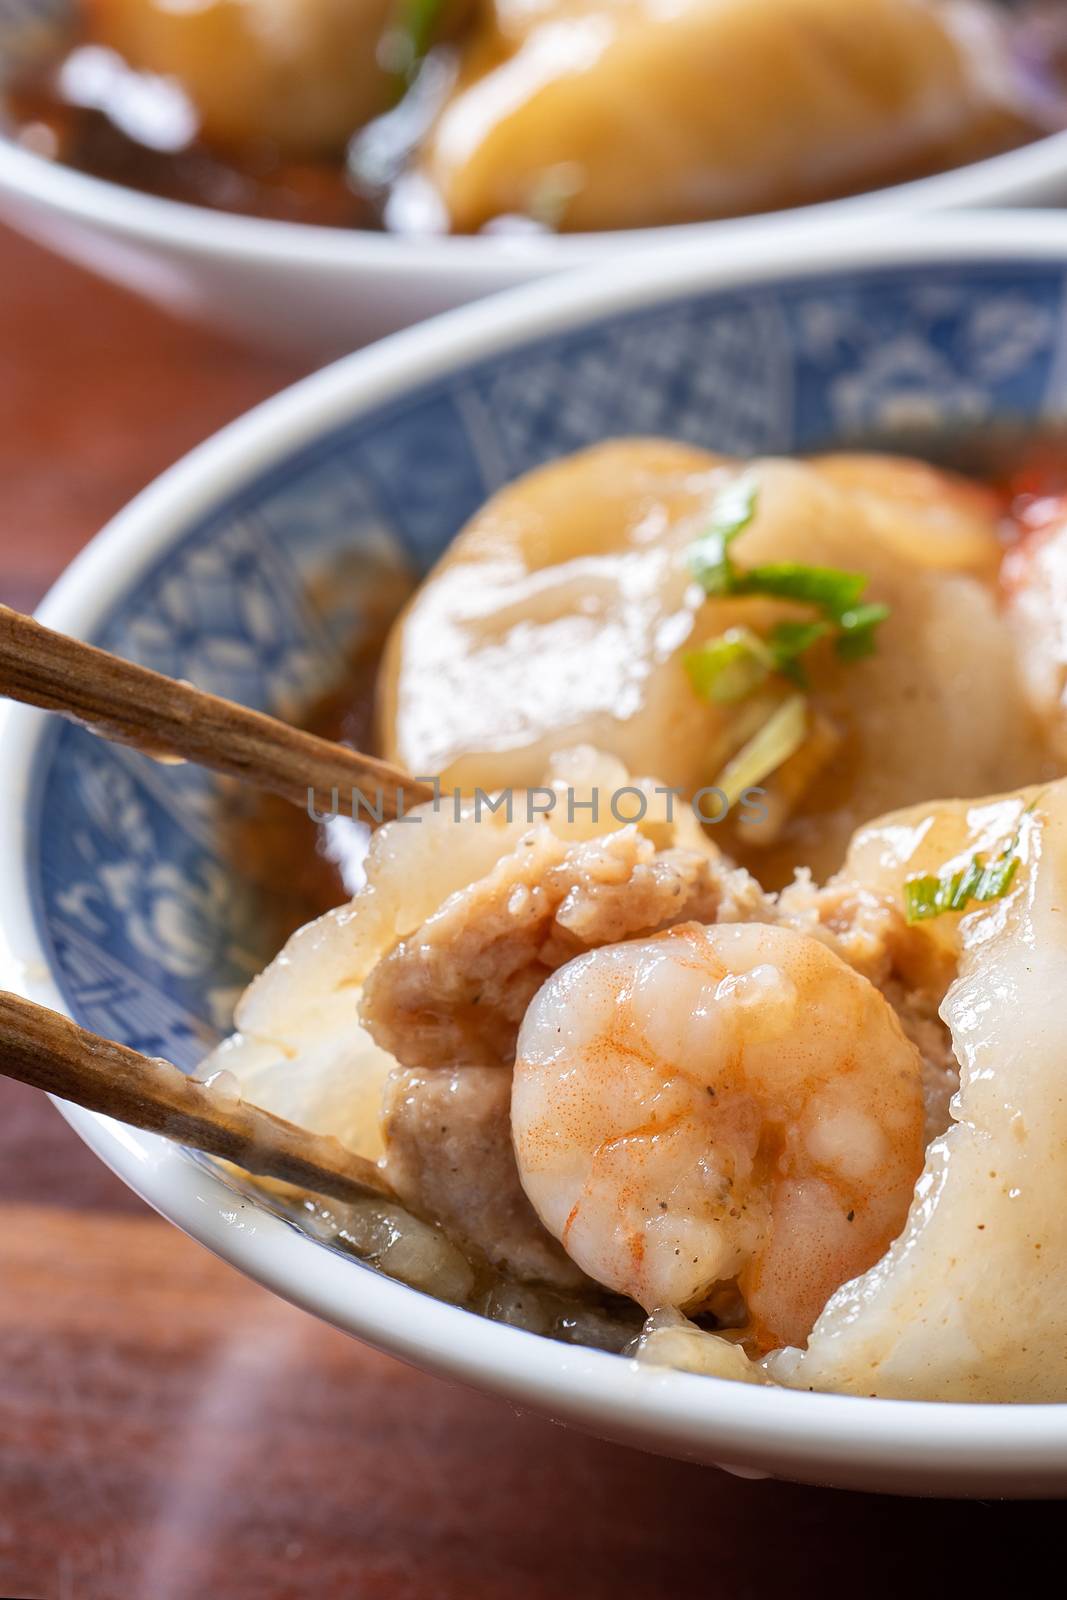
[684,628,774,704]
[767,619,832,686]
[836,601,891,662]
[903,810,1032,925]
[735,562,867,616]
[687,477,758,595]
[904,857,1020,924]
[384,0,447,92]
[685,615,836,703]
[684,479,892,799]
[714,694,809,806]
[686,479,892,702]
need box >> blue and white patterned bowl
[7,216,1067,1494]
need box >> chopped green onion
[684,628,774,704]
[904,857,1020,923]
[685,477,892,707]
[735,563,867,617]
[904,813,1028,925]
[384,0,447,90]
[836,602,891,662]
[714,694,809,806]
[767,619,832,686]
[971,852,1022,902]
[688,478,758,595]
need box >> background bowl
[6,215,1067,1495]
[4,1,1067,357]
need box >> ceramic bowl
[6,215,1067,1495]
[3,0,1067,356]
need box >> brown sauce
[216,655,379,964]
[9,81,381,227]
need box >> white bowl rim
[3,111,1067,279]
[7,213,1067,1477]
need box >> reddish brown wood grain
[0,1200,1064,1600]
[0,221,1064,1600]
[0,227,297,609]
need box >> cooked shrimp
[512,920,926,1352]
[202,747,718,1150]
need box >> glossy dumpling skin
[1001,495,1067,766]
[773,782,1067,1401]
[380,438,724,793]
[419,0,1034,232]
[378,439,1054,882]
[86,0,396,154]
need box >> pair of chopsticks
[0,604,433,816]
[0,603,430,1206]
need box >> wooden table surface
[0,223,1063,1599]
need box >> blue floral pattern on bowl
[29,261,1067,1067]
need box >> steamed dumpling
[86,0,397,154]
[1002,497,1067,766]
[378,439,1054,881]
[420,0,1034,232]
[773,781,1067,1401]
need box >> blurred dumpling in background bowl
[5,0,1060,233]
[419,0,1043,231]
[4,0,1067,350]
[83,0,402,155]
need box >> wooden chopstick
[0,605,433,820]
[0,991,395,1208]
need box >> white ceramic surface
[3,102,1067,357]
[6,217,1067,1495]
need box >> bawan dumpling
[420,0,1038,232]
[378,440,1054,882]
